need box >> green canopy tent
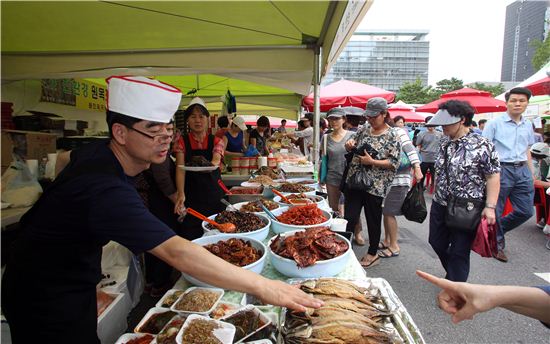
[1,0,374,166]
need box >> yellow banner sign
[41,78,107,112]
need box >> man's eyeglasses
[128,126,173,144]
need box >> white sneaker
[537,218,546,229]
[543,224,550,235]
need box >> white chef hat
[106,76,182,123]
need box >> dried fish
[282,278,394,344]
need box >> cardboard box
[1,130,57,170]
[40,117,88,130]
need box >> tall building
[323,30,430,92]
[501,0,549,82]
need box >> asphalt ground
[353,193,550,344]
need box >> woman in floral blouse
[344,98,401,268]
[427,100,500,282]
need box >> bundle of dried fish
[282,278,394,344]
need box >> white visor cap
[106,76,182,123]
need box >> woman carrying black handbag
[343,98,401,268]
[427,100,500,282]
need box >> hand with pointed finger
[416,270,496,323]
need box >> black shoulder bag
[444,142,485,232]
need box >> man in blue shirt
[482,87,534,263]
[2,76,321,344]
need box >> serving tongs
[186,208,236,233]
[220,198,238,212]
[256,200,278,221]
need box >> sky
[357,0,518,86]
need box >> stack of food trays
[279,277,425,344]
[116,286,274,344]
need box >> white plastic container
[202,213,271,241]
[155,289,185,308]
[114,333,155,344]
[219,305,272,343]
[330,218,348,232]
[268,207,332,234]
[170,287,224,315]
[267,229,351,278]
[134,307,177,335]
[183,235,267,288]
[210,301,243,319]
[176,314,236,344]
[97,292,127,344]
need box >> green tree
[531,33,550,71]
[467,82,506,97]
[396,78,437,104]
[433,77,464,97]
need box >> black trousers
[420,162,436,186]
[428,201,477,282]
[344,188,383,256]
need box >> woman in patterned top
[379,116,423,258]
[427,100,500,282]
[344,98,401,268]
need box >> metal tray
[278,277,425,344]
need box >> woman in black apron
[174,97,225,240]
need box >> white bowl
[183,235,268,287]
[273,194,328,208]
[267,229,351,278]
[229,200,281,215]
[202,213,271,241]
[268,206,332,234]
[285,177,319,186]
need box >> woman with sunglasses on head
[344,97,401,268]
[173,97,226,240]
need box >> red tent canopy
[302,79,395,112]
[524,76,550,96]
[416,87,507,114]
[388,105,429,123]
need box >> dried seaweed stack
[282,278,394,344]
